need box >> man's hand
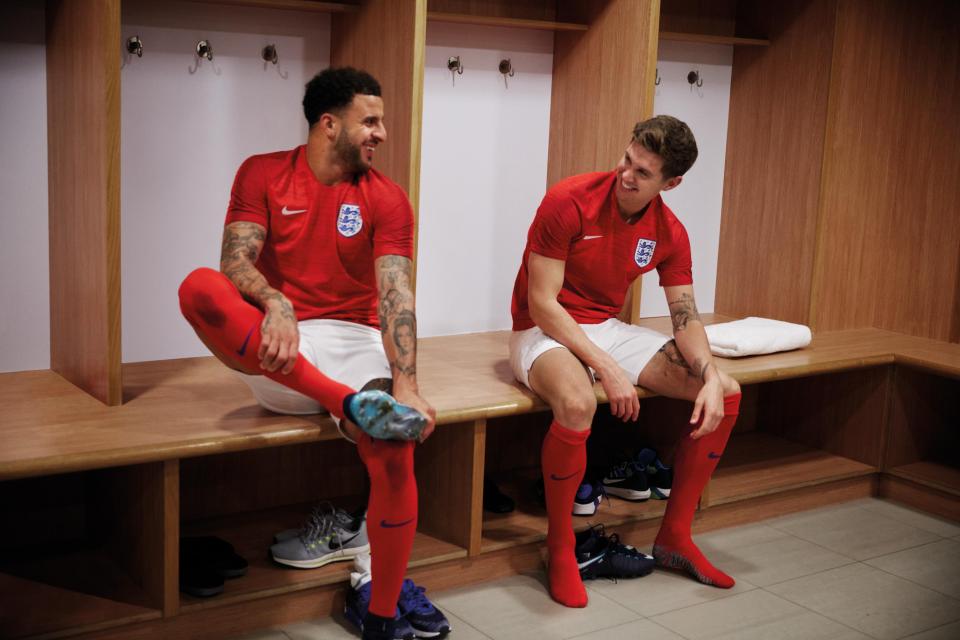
[689,366,737,439]
[596,360,640,422]
[394,387,437,442]
[258,296,299,374]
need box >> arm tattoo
[219,222,288,313]
[668,292,701,332]
[376,256,418,379]
[658,341,696,378]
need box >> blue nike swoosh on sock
[550,470,581,481]
[708,452,721,459]
[236,325,256,356]
[380,517,415,528]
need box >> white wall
[0,1,49,373]
[121,0,329,362]
[640,41,733,318]
[416,23,554,337]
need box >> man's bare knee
[553,392,596,429]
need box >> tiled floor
[238,498,960,640]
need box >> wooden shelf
[710,432,877,506]
[480,472,667,554]
[427,12,588,32]
[888,462,960,497]
[659,31,770,46]
[179,502,466,612]
[0,553,159,639]
[184,0,359,12]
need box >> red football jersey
[225,145,413,328]
[511,171,693,330]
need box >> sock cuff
[548,421,590,445]
[723,392,742,416]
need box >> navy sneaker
[398,579,451,638]
[639,449,672,499]
[575,525,654,580]
[601,456,651,501]
[344,581,415,640]
[572,480,605,516]
[345,390,428,441]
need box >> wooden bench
[1,314,958,639]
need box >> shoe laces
[401,579,436,615]
[300,502,338,544]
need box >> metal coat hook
[687,69,703,89]
[498,58,514,88]
[196,40,213,62]
[655,67,661,86]
[448,56,463,76]
[262,44,278,65]
[127,35,143,58]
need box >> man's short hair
[631,115,698,179]
[303,67,382,127]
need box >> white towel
[705,317,812,357]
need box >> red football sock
[178,267,355,420]
[541,421,589,608]
[654,393,741,588]
[358,436,417,618]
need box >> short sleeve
[527,191,582,261]
[372,189,414,259]
[225,156,269,227]
[657,222,693,286]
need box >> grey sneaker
[273,505,360,544]
[346,390,428,441]
[271,505,369,569]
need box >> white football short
[509,318,671,389]
[237,319,390,425]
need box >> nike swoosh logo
[330,532,361,548]
[236,325,256,356]
[582,235,603,240]
[550,470,581,481]
[708,452,721,459]
[380,517,414,529]
[281,206,308,216]
[602,477,626,484]
[577,554,606,569]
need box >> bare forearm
[530,298,613,372]
[376,255,419,392]
[220,223,292,316]
[668,291,714,382]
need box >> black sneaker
[639,449,672,499]
[483,477,516,514]
[601,457,651,501]
[572,480,604,516]
[575,525,654,580]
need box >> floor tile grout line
[757,583,884,640]
[759,558,860,589]
[897,619,960,640]
[560,616,655,640]
[646,615,696,640]
[863,561,960,603]
[765,521,944,563]
[856,537,957,562]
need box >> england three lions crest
[635,238,657,268]
[337,204,363,237]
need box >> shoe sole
[650,486,671,499]
[412,627,451,639]
[603,486,651,501]
[273,543,370,569]
[572,501,599,516]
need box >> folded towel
[705,317,812,357]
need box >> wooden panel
[46,0,122,405]
[659,31,769,46]
[427,12,587,31]
[428,0,556,21]
[180,440,365,521]
[182,0,359,11]
[547,0,659,186]
[659,0,736,36]
[715,0,836,323]
[416,420,486,553]
[884,367,960,469]
[710,431,876,506]
[331,0,426,275]
[810,0,960,339]
[879,474,960,522]
[757,367,890,466]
